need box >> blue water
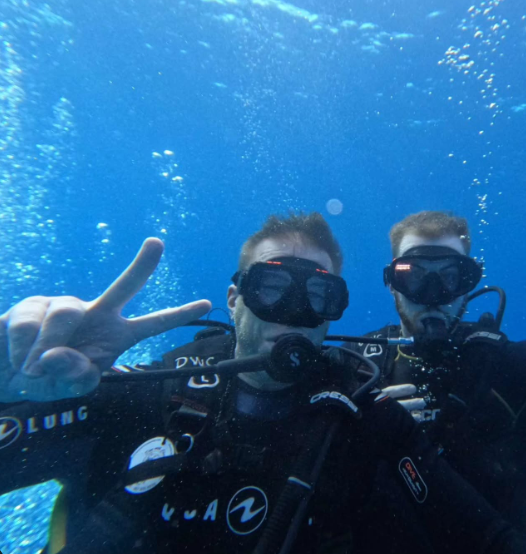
[0,0,525,551]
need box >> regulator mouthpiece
[267,334,320,383]
[414,317,450,360]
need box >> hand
[463,327,508,350]
[447,327,508,405]
[308,351,427,420]
[0,238,211,403]
[360,394,421,455]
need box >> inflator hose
[253,415,340,554]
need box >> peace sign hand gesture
[0,238,211,403]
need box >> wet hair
[390,211,471,257]
[239,211,343,275]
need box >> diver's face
[227,237,333,360]
[393,233,467,337]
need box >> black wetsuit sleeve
[0,378,166,495]
[363,395,526,554]
[400,445,526,554]
[0,396,98,494]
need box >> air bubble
[326,198,343,215]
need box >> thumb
[29,347,101,399]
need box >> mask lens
[389,255,481,304]
[257,268,292,307]
[394,262,426,294]
[306,274,347,318]
[438,264,460,292]
[237,259,348,327]
[306,275,330,314]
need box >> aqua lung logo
[26,406,88,434]
[227,486,268,535]
[0,407,88,449]
[0,417,22,449]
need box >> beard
[394,292,466,337]
[394,293,422,337]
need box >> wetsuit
[1,328,526,554]
[346,324,526,531]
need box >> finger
[399,398,427,411]
[128,299,212,342]
[13,347,101,401]
[22,297,86,372]
[382,384,417,399]
[94,238,165,312]
[8,297,50,371]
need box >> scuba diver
[348,210,526,531]
[0,212,525,554]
